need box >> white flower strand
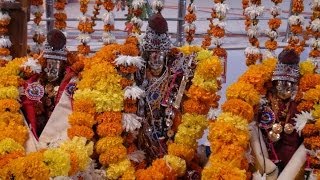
[288,15,305,26]
[0,36,11,48]
[213,3,229,19]
[0,11,10,21]
[132,0,145,10]
[152,0,164,13]
[244,4,264,19]
[102,11,115,25]
[77,33,91,44]
[102,32,116,45]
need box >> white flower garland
[30,3,45,54]
[102,2,116,45]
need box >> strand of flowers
[77,0,94,55]
[92,0,103,26]
[135,46,222,179]
[54,0,67,32]
[293,60,320,178]
[285,0,305,55]
[184,0,196,44]
[102,0,116,45]
[0,10,12,67]
[243,0,264,66]
[129,0,145,37]
[0,56,94,179]
[264,0,282,58]
[69,39,141,179]
[306,0,320,61]
[202,57,278,179]
[202,0,228,60]
[30,0,45,54]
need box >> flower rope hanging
[30,0,45,54]
[264,0,282,58]
[92,0,103,26]
[184,0,196,44]
[243,0,264,66]
[285,0,305,55]
[54,0,67,32]
[0,9,12,67]
[306,0,320,61]
[129,0,145,37]
[102,0,116,45]
[77,0,94,55]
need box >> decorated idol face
[45,59,64,82]
[148,51,166,76]
[274,80,296,100]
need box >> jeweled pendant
[272,123,283,134]
[284,123,294,134]
[165,119,173,127]
[268,131,280,142]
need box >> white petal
[293,111,314,136]
[128,150,146,163]
[207,108,221,120]
[131,17,143,28]
[102,11,115,25]
[0,36,11,48]
[270,5,281,16]
[213,3,229,18]
[247,25,259,38]
[122,113,142,132]
[152,0,164,12]
[124,85,145,100]
[21,57,42,74]
[77,33,91,44]
[102,32,116,45]
[245,46,261,55]
[30,5,44,14]
[244,5,264,19]
[0,11,10,21]
[132,0,145,10]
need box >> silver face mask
[148,51,165,76]
[44,59,63,82]
[275,80,296,100]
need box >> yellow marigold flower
[0,75,20,88]
[0,99,20,113]
[0,112,23,125]
[312,104,320,119]
[121,166,136,180]
[68,112,96,128]
[106,159,133,180]
[303,85,320,103]
[0,138,24,155]
[60,136,93,172]
[300,60,315,75]
[194,56,222,80]
[0,86,19,100]
[262,57,277,70]
[196,49,213,62]
[217,112,248,131]
[226,82,260,106]
[192,74,218,92]
[163,155,186,177]
[179,45,202,55]
[43,148,71,177]
[222,99,254,122]
[0,57,25,77]
[95,136,123,154]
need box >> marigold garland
[0,10,12,66]
[54,0,67,31]
[306,0,320,64]
[185,0,197,44]
[30,0,45,54]
[77,0,93,55]
[102,0,116,45]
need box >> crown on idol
[272,49,300,83]
[43,29,67,61]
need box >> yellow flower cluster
[300,60,315,75]
[43,149,71,176]
[178,45,202,55]
[203,57,276,179]
[0,138,24,155]
[163,155,186,177]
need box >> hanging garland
[285,0,305,55]
[135,46,222,179]
[54,0,67,32]
[77,0,94,55]
[243,0,264,66]
[30,0,45,54]
[128,0,145,37]
[264,0,282,57]
[184,0,196,44]
[0,10,12,67]
[92,0,103,26]
[306,0,320,61]
[102,0,116,45]
[202,57,277,179]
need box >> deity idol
[250,49,306,179]
[21,29,79,150]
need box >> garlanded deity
[251,49,305,179]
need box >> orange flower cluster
[307,1,320,59]
[54,0,67,30]
[185,2,197,44]
[265,0,282,53]
[30,0,45,54]
[77,0,93,56]
[222,99,254,121]
[77,44,90,55]
[92,0,103,26]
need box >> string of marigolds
[129,0,145,36]
[264,0,282,58]
[306,0,320,62]
[30,0,45,54]
[77,0,93,55]
[285,0,305,55]
[102,0,116,45]
[54,0,67,32]
[184,0,196,44]
[243,0,264,66]
[0,10,12,67]
[92,0,102,26]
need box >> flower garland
[184,0,196,44]
[202,57,277,179]
[264,0,282,58]
[306,0,320,61]
[102,0,116,45]
[0,10,12,67]
[136,46,222,179]
[293,60,320,177]
[285,0,305,55]
[243,0,264,66]
[128,0,145,37]
[30,0,45,54]
[54,0,67,32]
[92,0,103,26]
[77,0,94,55]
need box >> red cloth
[54,67,76,105]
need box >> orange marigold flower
[226,82,260,106]
[96,122,122,137]
[301,123,319,138]
[222,99,254,121]
[290,25,303,34]
[67,125,94,140]
[68,112,96,128]
[73,99,96,114]
[150,159,177,178]
[119,43,140,56]
[292,0,304,13]
[184,13,196,24]
[268,18,281,29]
[136,168,165,180]
[168,143,195,162]
[183,98,210,115]
[0,99,20,113]
[297,101,314,112]
[68,152,80,175]
[96,111,122,124]
[265,40,278,51]
[0,124,28,145]
[0,151,25,169]
[304,136,320,150]
[99,145,127,165]
[0,112,24,125]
